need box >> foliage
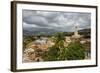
[42,46,60,61]
[23,36,36,49]
[42,39,85,61]
[42,32,68,61]
[66,41,85,60]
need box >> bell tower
[72,23,81,38]
[74,24,79,36]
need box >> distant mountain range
[23,28,91,36]
[23,28,58,36]
[79,28,91,35]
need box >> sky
[23,10,91,32]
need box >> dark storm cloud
[23,10,91,32]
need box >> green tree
[42,45,60,61]
[53,32,65,48]
[66,41,85,60]
[42,32,67,61]
[23,36,36,49]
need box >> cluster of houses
[23,37,55,62]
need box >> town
[23,24,91,62]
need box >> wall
[0,0,99,73]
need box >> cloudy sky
[23,10,91,33]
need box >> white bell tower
[72,23,81,38]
